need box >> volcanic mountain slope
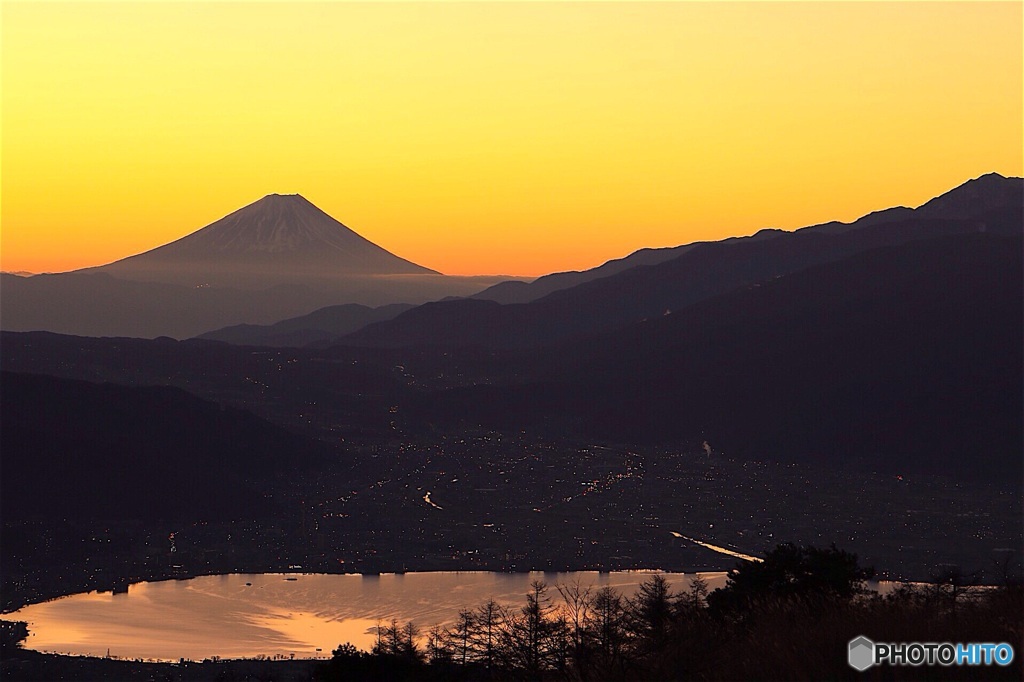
[89,193,436,287]
[341,173,1023,350]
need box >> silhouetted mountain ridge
[471,243,701,305]
[342,174,1022,350]
[470,173,1018,305]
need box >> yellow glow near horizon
[2,2,1021,277]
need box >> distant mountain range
[472,171,1021,305]
[339,173,1021,350]
[0,195,517,338]
[471,243,700,305]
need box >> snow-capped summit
[91,194,436,285]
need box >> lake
[4,571,728,662]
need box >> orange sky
[2,1,1021,277]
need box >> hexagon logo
[848,636,875,671]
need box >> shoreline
[2,559,734,615]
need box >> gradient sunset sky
[2,1,1021,277]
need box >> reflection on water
[5,571,726,662]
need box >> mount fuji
[87,193,437,287]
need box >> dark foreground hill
[0,372,335,524]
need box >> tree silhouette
[707,542,873,614]
[470,598,506,673]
